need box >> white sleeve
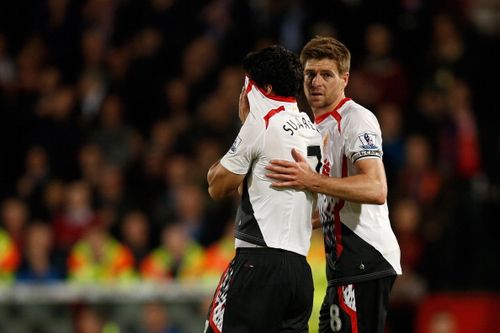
[344,110,383,164]
[220,112,264,175]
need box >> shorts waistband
[236,247,304,258]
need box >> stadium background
[0,0,499,332]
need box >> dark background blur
[0,0,499,332]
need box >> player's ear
[342,72,350,88]
[263,84,273,94]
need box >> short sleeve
[220,112,264,174]
[344,110,383,164]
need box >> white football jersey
[220,77,322,256]
[315,98,402,284]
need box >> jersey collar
[314,97,352,124]
[247,78,297,103]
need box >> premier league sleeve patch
[350,132,382,162]
[229,136,242,154]
[358,132,379,150]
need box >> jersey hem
[235,232,267,247]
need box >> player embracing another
[266,36,402,333]
[204,44,323,333]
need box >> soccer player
[204,45,323,333]
[266,36,402,333]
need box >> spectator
[78,143,105,190]
[67,224,135,285]
[348,23,408,108]
[440,78,481,179]
[40,179,66,221]
[52,181,100,258]
[171,183,207,242]
[16,145,51,218]
[162,77,191,134]
[1,197,29,250]
[94,164,133,234]
[199,219,235,286]
[140,223,204,282]
[0,32,16,91]
[138,301,180,333]
[149,155,196,231]
[395,134,444,211]
[377,102,405,189]
[120,210,151,271]
[87,94,138,168]
[77,70,107,126]
[16,221,63,283]
[74,306,106,333]
[389,198,427,333]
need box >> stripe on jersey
[234,177,267,246]
[334,156,348,258]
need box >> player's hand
[266,148,316,191]
[238,84,250,123]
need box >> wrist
[308,173,322,193]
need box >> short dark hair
[242,45,303,98]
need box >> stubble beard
[307,94,333,115]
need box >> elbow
[372,185,387,205]
[366,182,387,205]
[208,184,233,201]
[208,186,223,201]
[372,194,386,205]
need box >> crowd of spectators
[0,0,499,332]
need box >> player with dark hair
[203,45,323,333]
[241,45,303,98]
[266,36,402,333]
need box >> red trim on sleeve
[263,105,285,129]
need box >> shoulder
[342,100,376,120]
[341,100,380,128]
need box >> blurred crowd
[0,0,499,332]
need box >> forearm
[207,160,244,200]
[266,152,388,205]
[308,173,387,204]
[208,162,231,199]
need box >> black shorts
[318,276,396,333]
[204,247,314,333]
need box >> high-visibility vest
[140,241,205,282]
[0,228,20,283]
[67,236,135,284]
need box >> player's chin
[308,96,324,105]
